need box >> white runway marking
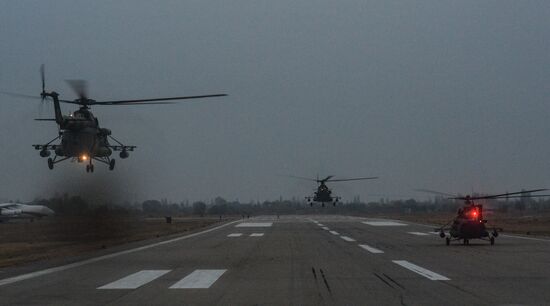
[340,236,356,242]
[329,230,339,235]
[321,227,329,230]
[408,232,429,236]
[170,269,227,289]
[359,244,384,254]
[0,220,240,287]
[317,223,324,226]
[98,270,171,289]
[250,233,264,237]
[362,221,407,226]
[227,233,243,237]
[392,260,450,281]
[501,234,550,242]
[236,222,273,227]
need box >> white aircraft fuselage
[0,203,54,221]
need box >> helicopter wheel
[322,203,325,208]
[90,164,94,173]
[310,202,313,207]
[109,159,115,171]
[463,239,469,245]
[445,237,450,245]
[86,165,90,173]
[490,236,495,245]
[47,158,54,170]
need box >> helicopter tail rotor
[39,64,48,116]
[40,64,46,96]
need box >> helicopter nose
[43,206,55,216]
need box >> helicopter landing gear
[490,236,495,245]
[47,158,54,170]
[463,239,469,245]
[321,202,325,207]
[109,159,116,171]
[86,163,94,173]
[446,237,450,245]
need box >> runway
[0,215,549,306]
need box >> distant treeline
[27,193,550,217]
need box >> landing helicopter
[417,189,548,245]
[290,175,378,207]
[1,65,226,172]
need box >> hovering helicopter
[1,65,226,172]
[417,188,548,245]
[290,175,378,207]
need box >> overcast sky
[1,1,550,203]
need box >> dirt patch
[0,216,226,268]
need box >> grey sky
[1,1,549,203]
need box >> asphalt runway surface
[0,215,549,306]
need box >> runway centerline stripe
[250,233,264,237]
[329,230,339,235]
[170,269,227,289]
[317,223,324,226]
[362,221,407,226]
[98,270,171,289]
[408,232,429,236]
[227,233,243,237]
[0,220,241,287]
[340,236,356,242]
[236,222,273,227]
[392,260,450,281]
[358,244,384,254]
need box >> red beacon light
[469,208,479,220]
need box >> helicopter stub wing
[33,144,59,151]
[108,145,136,151]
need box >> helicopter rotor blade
[461,189,549,200]
[286,175,318,182]
[90,94,227,105]
[40,64,45,94]
[39,64,48,117]
[0,90,49,117]
[320,175,334,182]
[327,176,378,182]
[65,79,89,101]
[414,189,457,197]
[0,91,41,100]
[485,194,550,199]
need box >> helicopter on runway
[417,188,548,245]
[290,175,378,207]
[1,65,226,172]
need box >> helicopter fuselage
[306,182,340,206]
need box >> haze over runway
[2,1,550,203]
[1,216,549,305]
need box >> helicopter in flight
[417,188,548,245]
[2,65,226,173]
[290,175,378,207]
